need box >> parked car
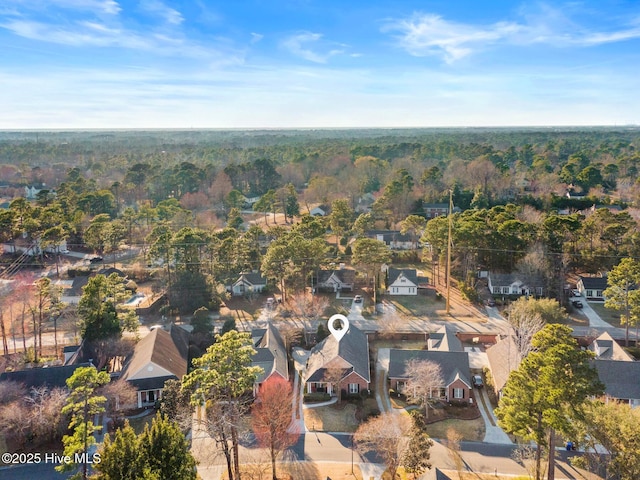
[89,256,103,263]
[472,374,484,388]
[486,298,496,307]
[354,295,363,303]
[572,300,583,308]
[571,289,581,297]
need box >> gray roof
[428,325,463,352]
[489,272,544,288]
[388,349,471,388]
[236,272,266,286]
[579,275,608,290]
[589,331,633,361]
[305,323,370,383]
[317,269,355,285]
[252,323,288,383]
[594,359,640,401]
[366,230,412,243]
[485,336,520,392]
[388,268,418,286]
[0,362,94,390]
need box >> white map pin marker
[327,314,349,342]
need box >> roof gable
[428,325,463,352]
[121,327,188,383]
[305,323,369,383]
[388,268,418,286]
[252,323,288,383]
[595,359,640,400]
[388,349,471,388]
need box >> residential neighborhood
[2,127,640,480]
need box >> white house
[230,272,267,296]
[387,268,418,296]
[577,275,608,300]
[487,272,544,297]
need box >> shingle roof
[236,272,266,286]
[304,323,370,383]
[594,359,640,401]
[579,275,608,290]
[120,327,188,383]
[485,336,520,392]
[589,331,633,361]
[317,269,355,285]
[489,272,544,288]
[388,268,418,286]
[388,349,471,388]
[428,325,463,352]
[252,323,288,383]
[0,362,94,389]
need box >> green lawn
[589,302,623,327]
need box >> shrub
[303,393,330,403]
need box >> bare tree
[355,412,411,480]
[252,376,300,480]
[0,381,27,405]
[505,298,549,361]
[100,379,138,429]
[403,359,444,420]
[289,292,329,342]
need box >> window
[502,287,510,294]
[349,383,359,394]
[596,290,603,297]
[400,277,406,282]
[493,287,500,294]
[453,388,464,399]
[396,381,406,393]
[586,290,593,297]
[148,391,155,403]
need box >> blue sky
[1,0,639,128]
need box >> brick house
[304,323,370,397]
[388,349,473,404]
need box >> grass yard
[387,293,485,323]
[303,403,359,432]
[127,410,157,434]
[589,302,623,327]
[423,417,485,442]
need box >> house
[310,205,328,217]
[304,323,370,396]
[24,185,43,199]
[251,323,289,393]
[0,362,94,390]
[229,272,267,296]
[388,349,473,404]
[487,272,544,297]
[60,268,127,305]
[423,203,450,219]
[577,275,608,300]
[315,268,356,292]
[355,193,376,213]
[594,359,640,407]
[428,325,463,352]
[485,336,521,398]
[119,326,189,408]
[365,230,415,250]
[588,331,633,361]
[387,268,418,296]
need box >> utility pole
[446,189,453,315]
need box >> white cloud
[250,32,263,44]
[9,0,122,15]
[138,0,183,25]
[384,6,640,63]
[282,32,344,63]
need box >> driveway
[580,300,613,328]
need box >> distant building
[315,268,356,292]
[229,272,267,296]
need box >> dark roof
[68,275,90,296]
[317,269,356,285]
[489,272,544,288]
[423,203,449,209]
[366,230,412,243]
[252,323,288,383]
[579,275,608,290]
[0,362,94,389]
[388,349,471,388]
[236,272,266,286]
[305,323,370,383]
[97,267,126,277]
[388,268,418,286]
[594,359,640,400]
[125,375,177,392]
